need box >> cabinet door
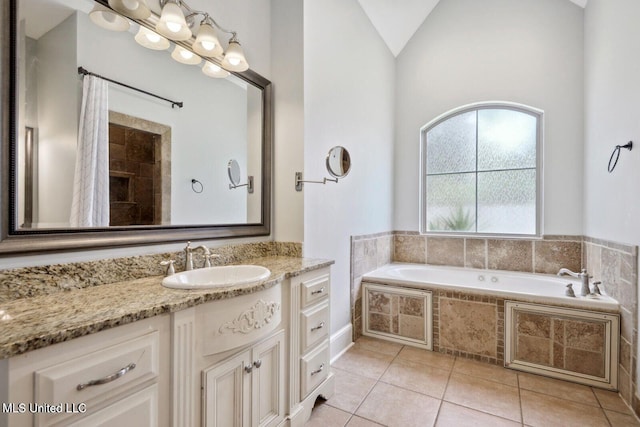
[252,331,285,427]
[203,350,251,427]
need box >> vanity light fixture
[171,45,202,65]
[90,0,250,74]
[108,0,151,20]
[156,0,192,41]
[134,26,170,50]
[202,61,230,78]
[89,4,130,32]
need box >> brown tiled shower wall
[350,232,638,410]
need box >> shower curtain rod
[77,66,184,109]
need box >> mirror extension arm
[294,172,338,192]
[229,176,254,193]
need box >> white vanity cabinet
[203,330,284,427]
[0,315,171,427]
[172,282,285,427]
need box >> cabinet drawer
[301,274,330,309]
[68,384,158,427]
[300,302,329,354]
[300,341,329,400]
[35,330,159,425]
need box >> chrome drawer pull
[311,287,325,295]
[245,364,253,373]
[76,363,136,391]
[311,321,325,332]
[310,363,325,376]
[253,360,262,369]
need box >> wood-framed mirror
[0,0,272,255]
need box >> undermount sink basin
[162,265,271,290]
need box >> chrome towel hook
[607,141,632,173]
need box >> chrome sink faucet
[557,268,591,297]
[184,241,218,270]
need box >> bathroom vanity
[0,256,333,427]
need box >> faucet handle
[592,281,602,295]
[160,260,176,276]
[565,283,576,297]
[204,253,220,268]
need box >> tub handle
[565,283,576,297]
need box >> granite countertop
[0,256,332,359]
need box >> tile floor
[305,336,640,427]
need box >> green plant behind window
[429,207,474,231]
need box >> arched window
[420,103,542,236]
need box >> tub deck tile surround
[584,237,639,413]
[0,243,334,359]
[306,336,640,427]
[351,232,639,416]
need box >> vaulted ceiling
[357,0,589,57]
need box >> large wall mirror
[0,0,272,255]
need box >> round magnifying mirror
[326,146,351,179]
[227,159,242,186]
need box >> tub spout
[557,268,591,297]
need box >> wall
[303,0,395,355]
[583,0,640,407]
[394,0,585,236]
[271,0,304,243]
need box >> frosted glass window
[478,109,537,170]
[477,170,536,234]
[426,174,476,232]
[422,105,540,236]
[426,111,476,174]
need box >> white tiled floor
[305,337,640,427]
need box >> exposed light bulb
[146,32,160,43]
[89,4,130,32]
[171,46,201,65]
[201,41,216,51]
[228,57,241,66]
[135,27,170,50]
[108,0,150,19]
[166,22,182,33]
[156,1,191,41]
[202,61,230,78]
[102,12,117,23]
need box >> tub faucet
[557,268,591,297]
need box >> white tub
[363,263,619,311]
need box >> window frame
[419,101,544,237]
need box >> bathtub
[361,262,620,390]
[362,263,619,311]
